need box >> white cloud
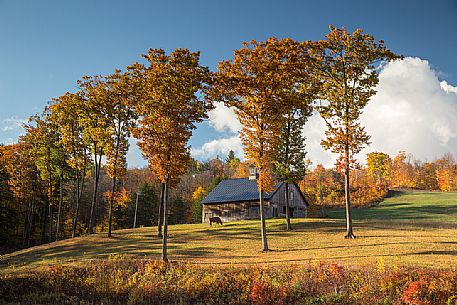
[208,102,242,133]
[191,136,244,160]
[305,57,457,167]
[1,117,26,132]
[440,81,457,94]
[361,57,457,161]
[302,113,336,167]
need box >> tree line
[0,26,399,257]
[302,151,457,212]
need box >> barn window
[290,190,294,201]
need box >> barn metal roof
[201,178,281,204]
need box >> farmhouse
[201,169,308,223]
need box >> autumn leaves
[131,49,212,261]
[4,26,397,257]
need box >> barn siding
[202,183,307,223]
[202,201,263,223]
[269,183,308,218]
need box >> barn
[201,173,308,223]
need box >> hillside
[1,191,457,275]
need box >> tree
[104,70,136,237]
[435,153,457,192]
[25,111,69,242]
[78,76,111,235]
[274,108,311,230]
[49,92,90,238]
[311,26,398,239]
[191,186,207,223]
[0,145,17,249]
[131,48,212,261]
[209,37,317,251]
[391,151,414,188]
[1,141,43,246]
[366,152,391,187]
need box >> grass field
[1,191,457,275]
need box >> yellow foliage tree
[310,26,398,238]
[49,92,90,238]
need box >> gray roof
[201,178,281,204]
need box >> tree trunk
[56,172,63,241]
[72,174,81,238]
[48,172,53,242]
[344,150,355,239]
[29,201,35,246]
[133,192,139,228]
[161,176,169,262]
[40,200,48,243]
[107,175,117,237]
[88,148,101,235]
[284,182,292,230]
[259,189,269,251]
[319,171,325,216]
[23,200,31,247]
[158,183,165,238]
[108,131,122,237]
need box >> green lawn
[1,191,457,275]
[326,190,457,223]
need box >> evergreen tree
[274,108,310,230]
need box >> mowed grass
[1,191,457,275]
[326,190,457,222]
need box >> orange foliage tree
[390,151,414,188]
[209,37,317,251]
[435,153,457,191]
[131,48,212,261]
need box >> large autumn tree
[104,70,137,237]
[78,76,111,235]
[209,37,317,251]
[49,92,90,238]
[131,48,212,261]
[310,26,398,238]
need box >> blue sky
[1,0,456,167]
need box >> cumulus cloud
[191,136,244,160]
[441,81,457,94]
[208,102,242,133]
[361,57,457,161]
[305,57,457,166]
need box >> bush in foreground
[1,257,457,304]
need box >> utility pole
[133,192,141,228]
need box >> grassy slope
[1,191,457,275]
[326,190,457,222]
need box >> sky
[1,0,456,168]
